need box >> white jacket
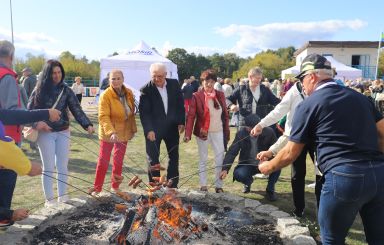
[258,82,305,136]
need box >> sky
[0,0,383,61]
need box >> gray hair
[149,62,167,73]
[0,40,15,58]
[248,67,263,77]
[308,68,333,80]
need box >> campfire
[110,187,219,244]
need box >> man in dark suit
[139,63,185,188]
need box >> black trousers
[291,145,316,212]
[0,169,17,220]
[76,94,83,104]
[145,127,179,188]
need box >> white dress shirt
[156,81,168,115]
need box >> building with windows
[294,41,380,79]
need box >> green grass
[14,114,366,244]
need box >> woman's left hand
[87,126,95,134]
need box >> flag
[381,32,384,42]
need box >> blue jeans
[37,130,70,201]
[318,161,384,245]
[233,165,281,192]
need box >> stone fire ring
[0,189,316,245]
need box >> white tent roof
[281,56,362,81]
[100,41,178,100]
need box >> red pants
[93,140,127,192]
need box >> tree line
[13,47,384,84]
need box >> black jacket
[222,126,277,173]
[28,82,92,132]
[227,84,280,126]
[139,78,185,136]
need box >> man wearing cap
[258,53,384,244]
[21,67,37,98]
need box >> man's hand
[219,170,228,180]
[230,104,239,112]
[110,133,118,142]
[258,161,273,175]
[250,124,263,137]
[11,208,29,221]
[48,109,61,122]
[87,126,95,134]
[35,121,51,132]
[147,131,156,141]
[257,150,273,162]
[28,161,42,176]
[178,125,185,134]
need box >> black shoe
[292,209,304,218]
[265,191,277,201]
[243,185,251,193]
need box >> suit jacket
[139,78,185,136]
[185,89,230,142]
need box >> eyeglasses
[299,73,311,83]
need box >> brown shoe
[200,186,208,192]
[215,188,224,193]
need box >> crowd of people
[1,38,384,244]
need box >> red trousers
[93,140,127,192]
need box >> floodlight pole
[10,0,14,44]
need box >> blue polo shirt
[290,81,384,174]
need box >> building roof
[294,41,380,56]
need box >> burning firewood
[114,203,128,213]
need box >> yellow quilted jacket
[98,86,137,142]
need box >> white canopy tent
[100,41,178,101]
[281,56,362,81]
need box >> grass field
[13,112,366,244]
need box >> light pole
[10,0,14,44]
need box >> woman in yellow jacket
[91,70,137,194]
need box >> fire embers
[109,188,210,244]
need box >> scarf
[201,89,217,136]
[114,88,132,119]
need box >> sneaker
[215,188,224,193]
[58,195,69,203]
[0,220,13,228]
[254,173,269,179]
[44,199,57,208]
[200,186,208,192]
[292,209,304,218]
[242,184,251,194]
[110,188,121,193]
[265,191,277,201]
[307,182,316,188]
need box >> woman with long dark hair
[28,60,94,207]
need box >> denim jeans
[318,161,384,245]
[37,130,70,201]
[233,165,281,192]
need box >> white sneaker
[110,188,121,193]
[44,199,57,208]
[307,182,316,188]
[58,195,69,203]
[254,173,269,179]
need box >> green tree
[378,50,384,78]
[167,48,192,82]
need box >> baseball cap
[295,54,332,79]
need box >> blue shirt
[290,81,384,174]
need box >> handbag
[23,89,64,142]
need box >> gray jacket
[22,74,37,97]
[0,64,19,110]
